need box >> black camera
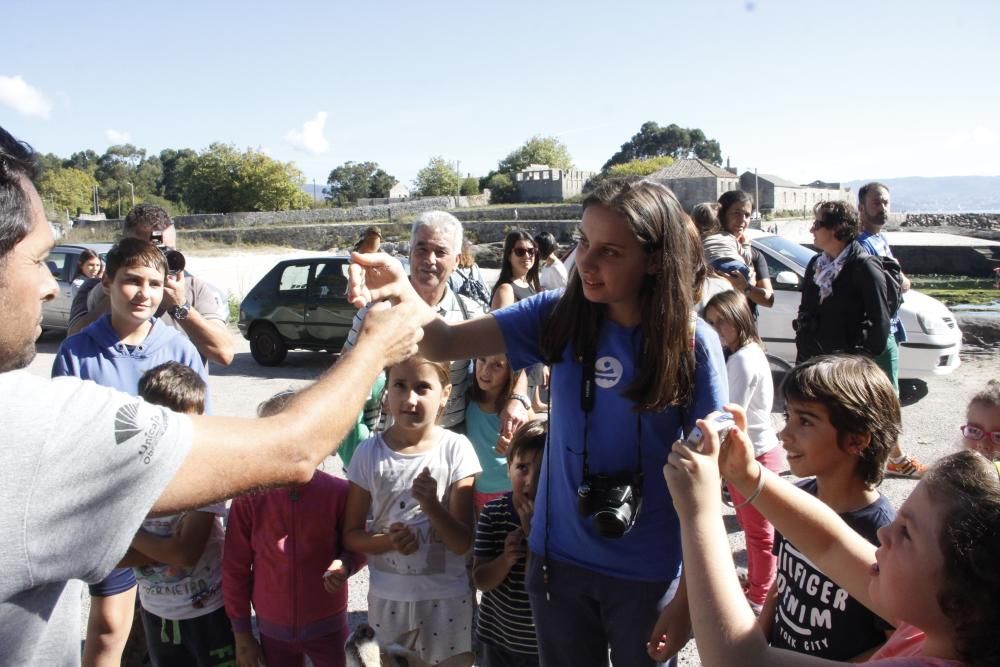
[150,229,186,276]
[577,471,643,538]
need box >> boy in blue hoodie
[52,237,210,667]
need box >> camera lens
[163,248,185,274]
[592,507,633,538]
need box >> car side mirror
[775,270,799,287]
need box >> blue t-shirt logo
[594,356,624,389]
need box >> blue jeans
[525,554,680,667]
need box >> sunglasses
[513,247,536,258]
[960,424,1000,446]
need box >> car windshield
[753,235,816,269]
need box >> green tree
[36,167,98,217]
[157,148,197,203]
[497,135,574,174]
[181,143,310,213]
[324,161,397,205]
[606,155,675,178]
[368,168,397,199]
[414,157,461,196]
[602,122,722,170]
[64,150,99,174]
[484,172,517,204]
[460,177,479,196]
[36,153,64,178]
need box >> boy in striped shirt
[472,420,546,667]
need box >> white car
[747,230,962,380]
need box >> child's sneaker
[886,455,926,478]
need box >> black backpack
[878,255,904,317]
[454,267,491,308]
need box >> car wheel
[249,323,287,366]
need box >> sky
[3,0,998,190]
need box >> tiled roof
[648,158,736,180]
[756,173,802,189]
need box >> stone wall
[904,212,1000,232]
[450,205,582,222]
[177,219,583,251]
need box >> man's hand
[502,528,527,566]
[498,400,529,444]
[348,252,421,310]
[161,270,187,310]
[323,558,349,594]
[359,301,423,367]
[388,522,419,555]
[411,467,440,510]
[234,631,264,667]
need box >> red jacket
[222,471,365,640]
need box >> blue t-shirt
[493,290,728,581]
[465,401,511,494]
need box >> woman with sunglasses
[490,230,541,310]
[491,230,545,411]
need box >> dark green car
[238,255,358,366]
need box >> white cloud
[0,75,52,118]
[285,112,329,154]
[105,129,131,144]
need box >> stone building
[740,172,851,215]
[514,164,595,203]
[646,158,741,211]
[389,182,410,199]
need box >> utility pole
[754,168,760,216]
[117,190,121,219]
[125,181,134,208]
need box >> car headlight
[916,310,950,335]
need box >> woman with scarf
[794,201,890,363]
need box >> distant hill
[843,175,1000,213]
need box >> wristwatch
[744,285,753,295]
[170,302,191,320]
[509,393,531,411]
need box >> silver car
[41,243,113,332]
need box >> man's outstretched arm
[151,300,422,514]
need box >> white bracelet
[732,461,766,509]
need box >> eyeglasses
[960,424,1000,446]
[513,247,536,258]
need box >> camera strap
[580,346,596,479]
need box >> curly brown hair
[922,451,1000,667]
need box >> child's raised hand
[663,418,724,517]
[718,404,759,486]
[388,522,419,555]
[322,558,349,594]
[410,467,439,509]
[502,528,527,566]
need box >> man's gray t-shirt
[0,370,192,665]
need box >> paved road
[26,330,996,666]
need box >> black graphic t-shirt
[769,478,895,660]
